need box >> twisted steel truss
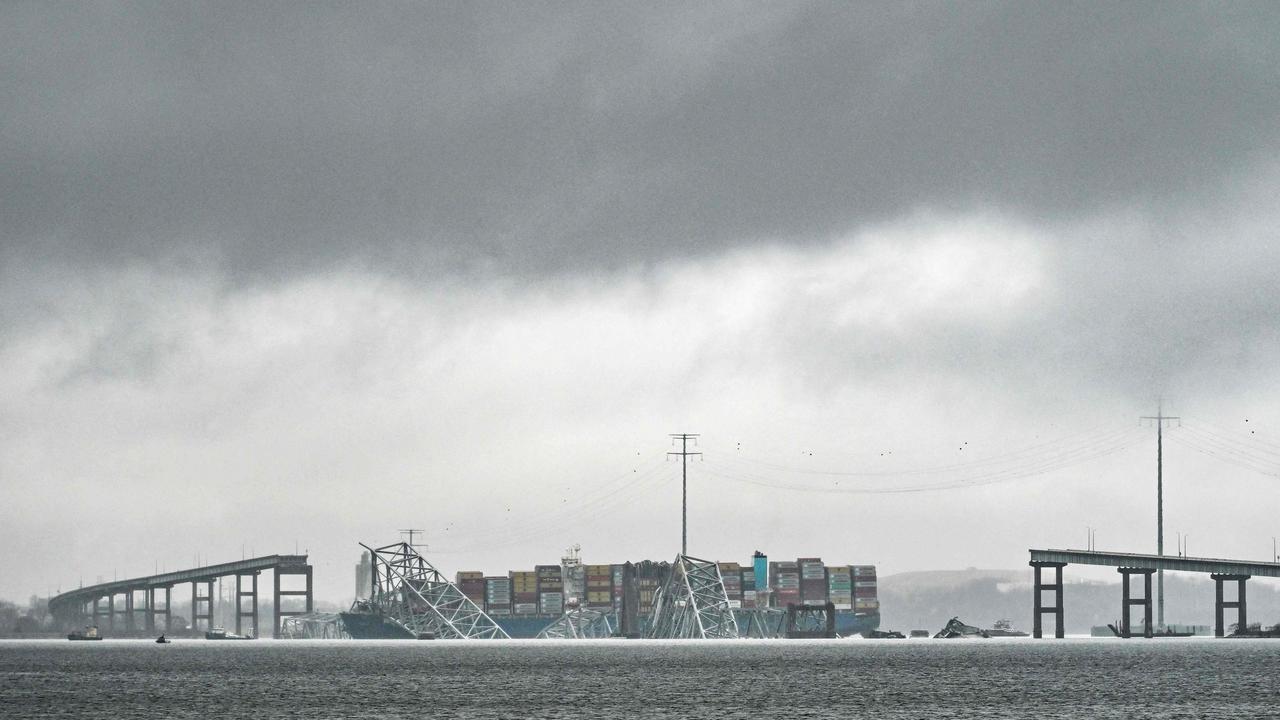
[648,554,741,639]
[362,541,509,640]
[280,612,347,639]
[536,606,617,639]
[739,607,787,638]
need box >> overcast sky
[3,1,1280,603]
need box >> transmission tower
[1140,404,1180,630]
[668,434,701,556]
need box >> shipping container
[456,571,484,582]
[513,603,538,615]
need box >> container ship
[342,549,879,639]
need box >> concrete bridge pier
[191,580,215,633]
[146,586,171,633]
[124,592,134,633]
[273,566,313,639]
[1212,573,1249,637]
[1118,568,1154,638]
[1030,561,1066,638]
[236,572,259,638]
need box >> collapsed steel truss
[536,606,617,639]
[739,607,787,638]
[280,612,348,639]
[362,541,509,640]
[648,554,741,639]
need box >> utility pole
[668,434,701,557]
[1140,403,1180,630]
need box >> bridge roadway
[1029,549,1278,638]
[49,554,312,638]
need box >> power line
[701,427,1145,494]
[707,426,1144,491]
[700,423,1136,478]
[669,433,701,556]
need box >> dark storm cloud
[3,1,1278,280]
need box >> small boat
[985,619,1029,637]
[205,627,253,640]
[68,625,103,641]
[862,629,906,639]
[155,635,170,644]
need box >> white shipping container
[833,602,852,610]
[727,600,742,608]
[514,603,539,614]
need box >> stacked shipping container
[741,567,757,608]
[536,565,564,615]
[456,571,486,607]
[464,556,877,618]
[584,564,613,608]
[799,558,827,604]
[485,576,512,615]
[827,566,852,609]
[718,563,742,608]
[852,565,878,612]
[511,570,538,615]
[770,561,801,607]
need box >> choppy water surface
[2,638,1278,718]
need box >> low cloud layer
[3,2,1280,600]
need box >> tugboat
[205,627,253,640]
[68,625,103,641]
[984,619,1030,637]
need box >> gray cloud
[4,2,1280,602]
[4,2,1278,280]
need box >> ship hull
[339,611,416,639]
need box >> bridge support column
[145,588,155,633]
[1119,568,1154,638]
[273,565,313,639]
[1030,561,1066,638]
[191,580,214,633]
[1212,574,1249,637]
[236,572,259,638]
[161,586,171,632]
[92,597,105,629]
[125,592,134,634]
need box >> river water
[2,638,1277,718]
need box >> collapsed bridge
[47,554,313,638]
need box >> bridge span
[1029,549,1280,638]
[48,554,312,638]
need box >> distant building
[355,551,372,599]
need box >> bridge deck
[1030,549,1280,578]
[50,554,309,613]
